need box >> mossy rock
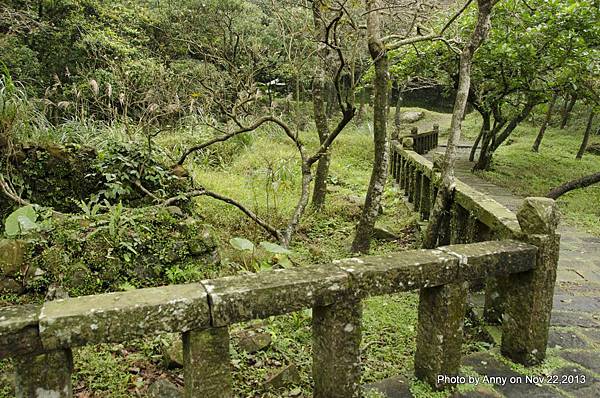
[1,141,193,226]
[11,206,220,297]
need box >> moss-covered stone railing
[390,140,561,369]
[2,229,561,397]
[398,125,439,155]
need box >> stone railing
[399,125,439,155]
[390,140,560,357]
[2,239,556,397]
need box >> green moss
[5,206,220,299]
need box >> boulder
[372,227,400,241]
[0,278,23,294]
[400,111,425,123]
[162,337,184,369]
[264,364,301,389]
[0,239,26,276]
[237,331,272,353]
[147,379,182,398]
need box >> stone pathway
[366,145,600,397]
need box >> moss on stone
[5,206,220,298]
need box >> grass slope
[462,109,600,236]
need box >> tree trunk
[532,92,558,152]
[351,0,389,254]
[576,110,594,159]
[326,82,336,118]
[547,172,600,199]
[310,1,332,210]
[356,90,366,124]
[473,100,536,171]
[423,0,497,249]
[469,110,491,161]
[560,93,577,129]
[311,74,331,210]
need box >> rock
[402,136,414,149]
[400,111,425,123]
[372,227,400,241]
[346,195,366,207]
[516,197,560,234]
[147,379,182,398]
[44,285,69,301]
[237,331,272,353]
[24,267,46,287]
[162,337,184,368]
[0,239,26,276]
[0,278,23,294]
[346,195,383,214]
[364,375,413,398]
[63,262,94,291]
[265,364,301,389]
[166,206,184,218]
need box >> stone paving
[366,145,600,397]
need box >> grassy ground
[461,108,600,236]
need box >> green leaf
[229,237,254,251]
[4,205,38,236]
[259,241,291,254]
[276,255,293,269]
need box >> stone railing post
[390,150,398,180]
[15,349,73,398]
[433,124,439,149]
[402,137,414,195]
[183,327,233,398]
[419,175,431,220]
[408,165,416,204]
[415,282,468,390]
[501,197,560,366]
[410,127,419,153]
[313,300,362,398]
[414,171,423,213]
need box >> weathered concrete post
[313,300,362,398]
[420,175,431,220]
[183,327,233,398]
[402,137,414,194]
[415,282,468,390]
[400,162,407,191]
[15,349,73,398]
[411,126,419,153]
[414,171,423,213]
[501,197,560,366]
[408,165,416,204]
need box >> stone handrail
[390,141,521,238]
[2,236,559,397]
[390,139,560,346]
[398,125,439,155]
